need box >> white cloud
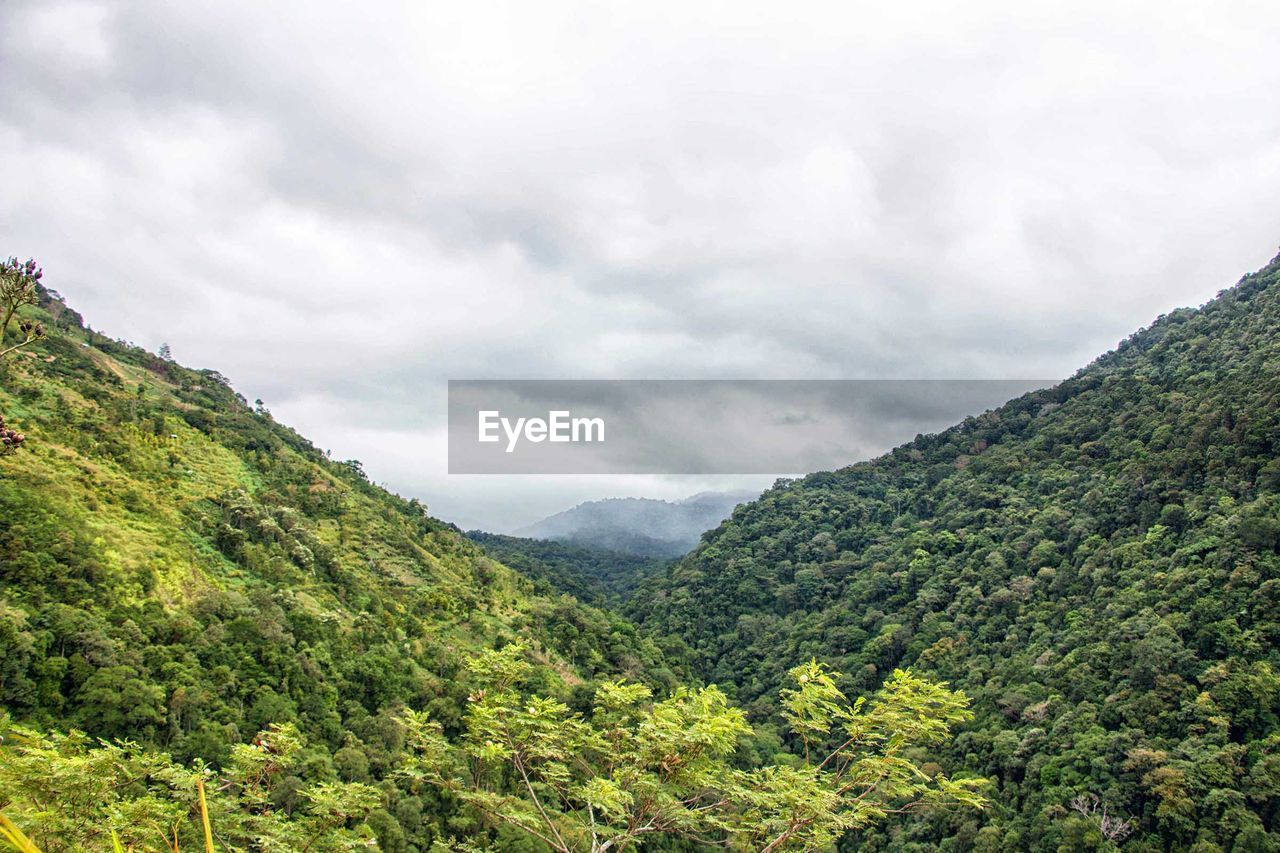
[2,0,1278,528]
[14,1,115,75]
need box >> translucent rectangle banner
[447,379,1055,474]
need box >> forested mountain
[0,276,983,853]
[0,284,681,849]
[465,531,672,605]
[515,492,759,557]
[628,253,1280,850]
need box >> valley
[2,252,1280,851]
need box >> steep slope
[515,491,759,557]
[630,253,1280,850]
[0,288,678,850]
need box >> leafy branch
[399,644,986,851]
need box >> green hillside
[629,254,1280,850]
[0,286,679,849]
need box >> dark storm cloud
[2,0,1278,527]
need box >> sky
[2,1,1279,530]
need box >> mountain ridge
[514,490,760,557]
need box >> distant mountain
[514,490,760,557]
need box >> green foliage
[734,665,983,851]
[1,648,979,852]
[400,643,981,851]
[0,812,41,853]
[0,717,378,851]
[629,252,1280,848]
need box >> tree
[0,258,44,359]
[0,257,46,460]
[1069,792,1134,846]
[399,644,984,851]
[737,660,985,851]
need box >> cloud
[2,0,1279,528]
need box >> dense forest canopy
[464,532,673,606]
[628,252,1280,850]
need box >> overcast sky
[3,1,1279,530]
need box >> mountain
[0,286,681,849]
[628,253,1280,850]
[514,491,760,557]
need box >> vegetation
[0,280,679,849]
[465,532,672,606]
[0,257,47,457]
[0,272,980,847]
[0,258,45,359]
[399,644,981,852]
[0,646,980,852]
[628,252,1280,850]
[0,716,379,852]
